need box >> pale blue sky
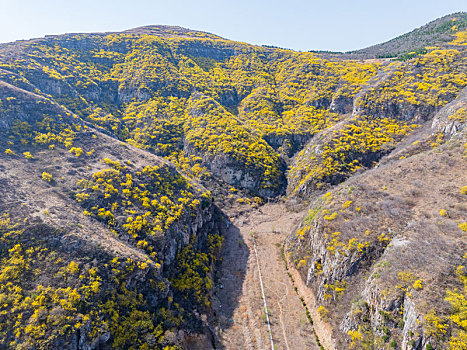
[0,0,465,51]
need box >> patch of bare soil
[213,203,321,349]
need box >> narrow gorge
[0,12,466,350]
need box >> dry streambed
[213,203,322,350]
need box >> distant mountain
[350,12,467,58]
[121,25,226,40]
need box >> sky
[0,0,465,52]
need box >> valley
[0,11,466,350]
[214,203,320,350]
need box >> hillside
[0,13,466,350]
[287,96,467,349]
[350,12,467,58]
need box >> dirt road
[212,203,321,350]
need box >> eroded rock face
[338,236,427,350]
[264,133,312,158]
[431,86,467,136]
[330,95,353,115]
[184,142,285,198]
[163,193,220,267]
[401,296,424,350]
[354,99,439,122]
[118,84,153,103]
[311,97,332,110]
[0,80,78,129]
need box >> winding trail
[213,203,321,350]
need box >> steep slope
[0,80,223,349]
[286,89,467,349]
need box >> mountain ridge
[350,12,467,57]
[2,12,465,56]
